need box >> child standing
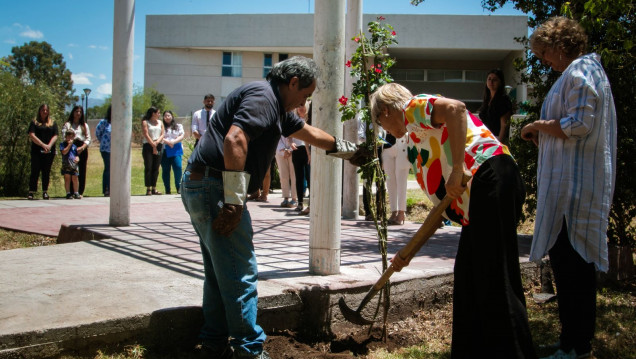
[60,129,81,199]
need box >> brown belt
[186,164,222,180]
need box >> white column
[341,0,363,219]
[110,0,134,226]
[310,0,346,275]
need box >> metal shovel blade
[338,297,374,325]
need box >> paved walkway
[0,184,534,357]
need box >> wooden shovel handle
[396,173,472,263]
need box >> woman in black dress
[478,69,512,145]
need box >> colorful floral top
[404,94,512,225]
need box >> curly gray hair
[266,56,318,89]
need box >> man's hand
[212,204,243,236]
[348,146,374,167]
[326,137,359,160]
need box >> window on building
[464,70,488,83]
[263,54,273,78]
[278,53,289,62]
[222,52,242,77]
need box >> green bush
[0,71,64,196]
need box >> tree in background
[410,0,635,261]
[0,69,63,196]
[5,41,75,109]
[93,86,175,144]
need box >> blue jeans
[161,153,182,193]
[100,151,110,194]
[180,171,266,356]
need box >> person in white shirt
[192,94,215,146]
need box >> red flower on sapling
[378,16,386,21]
[392,31,396,36]
[339,96,348,106]
[345,60,352,67]
[375,68,382,73]
[354,37,360,43]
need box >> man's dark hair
[204,94,215,100]
[266,56,318,89]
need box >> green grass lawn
[41,142,192,199]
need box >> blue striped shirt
[529,53,617,272]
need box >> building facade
[145,13,527,115]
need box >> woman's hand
[445,169,466,199]
[521,122,539,146]
[390,252,411,272]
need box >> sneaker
[66,193,73,199]
[280,199,289,207]
[295,203,304,211]
[287,200,297,208]
[73,193,81,199]
[541,349,577,359]
[42,192,49,200]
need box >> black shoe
[27,192,34,200]
[66,193,73,199]
[43,192,49,200]
[165,190,172,195]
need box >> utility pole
[110,0,134,226]
[310,0,346,275]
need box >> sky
[1,0,525,103]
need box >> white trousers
[275,152,297,200]
[381,135,411,212]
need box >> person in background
[521,16,617,359]
[275,135,297,208]
[60,129,81,199]
[181,56,358,359]
[191,94,215,147]
[291,99,311,212]
[478,69,513,145]
[161,110,185,194]
[141,107,165,195]
[62,106,91,197]
[299,101,313,216]
[94,105,112,197]
[27,104,58,200]
[371,82,535,359]
[381,132,410,225]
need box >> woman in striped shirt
[521,16,617,359]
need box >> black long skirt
[451,155,536,359]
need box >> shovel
[339,173,471,325]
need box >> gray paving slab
[0,184,535,357]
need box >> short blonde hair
[530,16,588,59]
[369,83,413,125]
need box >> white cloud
[20,26,43,39]
[4,39,16,44]
[68,53,73,60]
[88,45,97,49]
[68,43,79,48]
[72,72,94,85]
[99,45,108,50]
[96,83,112,97]
[98,74,107,80]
